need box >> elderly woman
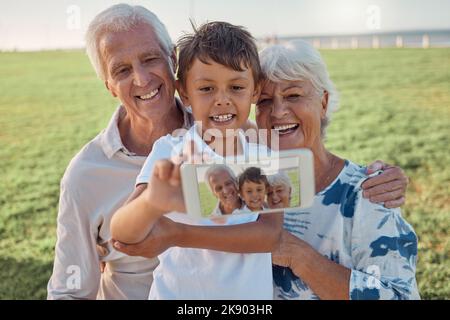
[267,172,293,209]
[256,40,419,300]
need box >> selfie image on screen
[196,157,301,218]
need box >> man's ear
[176,79,189,106]
[251,83,262,104]
[170,47,178,74]
[321,91,329,119]
[105,80,117,98]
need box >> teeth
[212,114,234,122]
[273,124,298,131]
[139,88,159,100]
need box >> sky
[1,0,450,50]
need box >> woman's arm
[272,230,352,300]
[176,212,284,253]
[113,213,283,256]
[273,195,419,300]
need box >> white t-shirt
[136,124,274,299]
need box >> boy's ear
[176,79,190,106]
[251,83,262,104]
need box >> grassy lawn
[0,48,448,299]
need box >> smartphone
[180,149,315,220]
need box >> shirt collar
[101,98,194,159]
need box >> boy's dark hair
[238,167,269,191]
[177,21,262,88]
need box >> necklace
[316,155,340,193]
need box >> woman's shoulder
[317,160,369,218]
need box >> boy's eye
[200,87,213,92]
[232,85,244,91]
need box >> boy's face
[267,184,291,209]
[240,180,266,211]
[178,58,260,137]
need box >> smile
[272,124,300,135]
[137,86,160,101]
[210,114,236,123]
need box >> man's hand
[362,160,409,208]
[111,216,180,259]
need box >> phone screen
[195,156,301,218]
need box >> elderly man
[204,165,244,216]
[49,4,409,300]
[46,4,192,300]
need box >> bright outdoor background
[0,0,449,299]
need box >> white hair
[204,165,237,193]
[85,4,174,81]
[259,40,339,137]
[267,171,293,192]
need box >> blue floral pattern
[273,161,420,300]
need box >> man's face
[208,170,240,208]
[178,58,259,138]
[102,22,177,121]
[267,184,291,209]
[240,180,267,211]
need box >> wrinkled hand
[272,230,302,269]
[362,160,409,208]
[111,216,180,259]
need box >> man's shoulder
[61,133,108,187]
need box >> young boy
[110,21,283,299]
[238,167,269,212]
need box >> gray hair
[204,165,237,193]
[259,40,339,137]
[267,171,293,192]
[85,4,174,81]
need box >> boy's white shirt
[136,124,274,299]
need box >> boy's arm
[110,159,185,244]
[110,184,164,244]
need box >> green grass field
[0,48,449,299]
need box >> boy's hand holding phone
[145,159,186,214]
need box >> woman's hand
[272,230,302,270]
[112,216,181,259]
[362,160,409,208]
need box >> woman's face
[267,184,291,209]
[256,79,327,151]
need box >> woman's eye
[257,99,272,107]
[286,94,301,101]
